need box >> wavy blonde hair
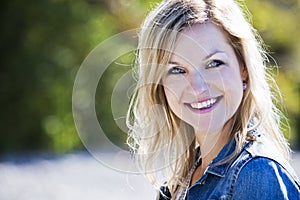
[127,0,291,198]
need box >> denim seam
[227,150,252,198]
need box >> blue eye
[168,67,186,74]
[207,60,224,68]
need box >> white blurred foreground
[0,152,156,200]
[0,151,299,200]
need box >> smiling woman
[126,0,300,199]
[163,23,247,142]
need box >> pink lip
[185,96,222,114]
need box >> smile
[186,96,222,113]
[190,98,217,109]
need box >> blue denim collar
[205,137,239,177]
[204,123,260,177]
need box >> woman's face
[162,23,247,136]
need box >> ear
[241,65,248,81]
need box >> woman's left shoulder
[231,155,300,199]
[243,137,299,183]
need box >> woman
[126,0,300,199]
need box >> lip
[185,96,222,114]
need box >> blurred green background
[0,0,299,155]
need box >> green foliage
[245,0,300,147]
[1,0,299,155]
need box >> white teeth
[190,98,217,109]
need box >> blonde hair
[127,0,291,198]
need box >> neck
[190,121,233,186]
[195,121,232,169]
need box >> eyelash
[206,60,224,68]
[168,66,186,74]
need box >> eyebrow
[167,61,180,65]
[204,50,226,60]
[168,50,226,65]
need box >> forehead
[171,23,232,60]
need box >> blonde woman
[127,0,300,199]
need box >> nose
[189,71,208,95]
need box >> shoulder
[231,156,300,200]
[244,135,300,183]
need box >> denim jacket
[159,133,300,200]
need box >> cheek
[208,66,243,115]
[221,72,244,112]
[163,78,186,112]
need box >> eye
[206,60,224,68]
[168,66,186,74]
